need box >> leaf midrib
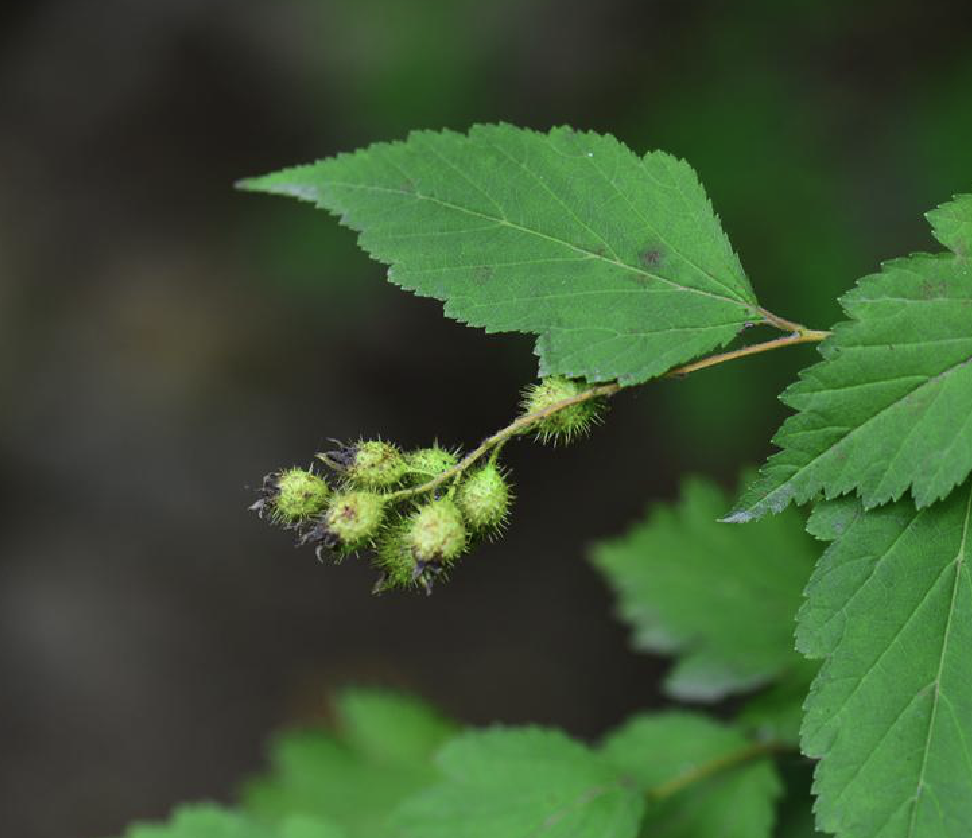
[908,484,972,837]
[526,780,631,837]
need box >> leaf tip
[234,176,261,192]
[719,508,755,524]
[235,170,322,203]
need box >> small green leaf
[244,689,455,838]
[334,688,455,765]
[927,193,972,254]
[391,727,644,838]
[729,193,972,520]
[798,482,972,837]
[601,713,782,838]
[113,806,265,838]
[241,124,764,385]
[110,805,343,838]
[590,475,816,700]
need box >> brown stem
[383,316,829,502]
[383,382,620,502]
[664,329,830,378]
[756,306,808,334]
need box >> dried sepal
[319,439,407,488]
[250,467,329,526]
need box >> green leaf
[927,194,972,254]
[590,475,816,700]
[391,726,644,838]
[335,688,455,765]
[798,482,972,838]
[729,194,972,520]
[601,713,782,838]
[277,817,346,838]
[244,689,455,838]
[114,806,268,838]
[241,124,764,385]
[112,806,344,838]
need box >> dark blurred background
[2,1,972,836]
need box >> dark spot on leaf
[593,246,607,257]
[400,179,416,193]
[639,247,664,268]
[918,277,947,300]
[474,266,493,282]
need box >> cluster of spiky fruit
[252,440,511,593]
[251,377,605,593]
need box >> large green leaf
[241,124,764,385]
[729,194,972,520]
[590,476,816,700]
[601,713,781,838]
[244,689,454,838]
[798,483,972,838]
[390,727,644,838]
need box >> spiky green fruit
[374,525,416,590]
[521,376,605,444]
[374,518,457,594]
[346,440,408,487]
[404,498,467,564]
[456,463,511,532]
[323,490,385,549]
[406,445,460,481]
[252,467,329,525]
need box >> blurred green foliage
[243,690,455,837]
